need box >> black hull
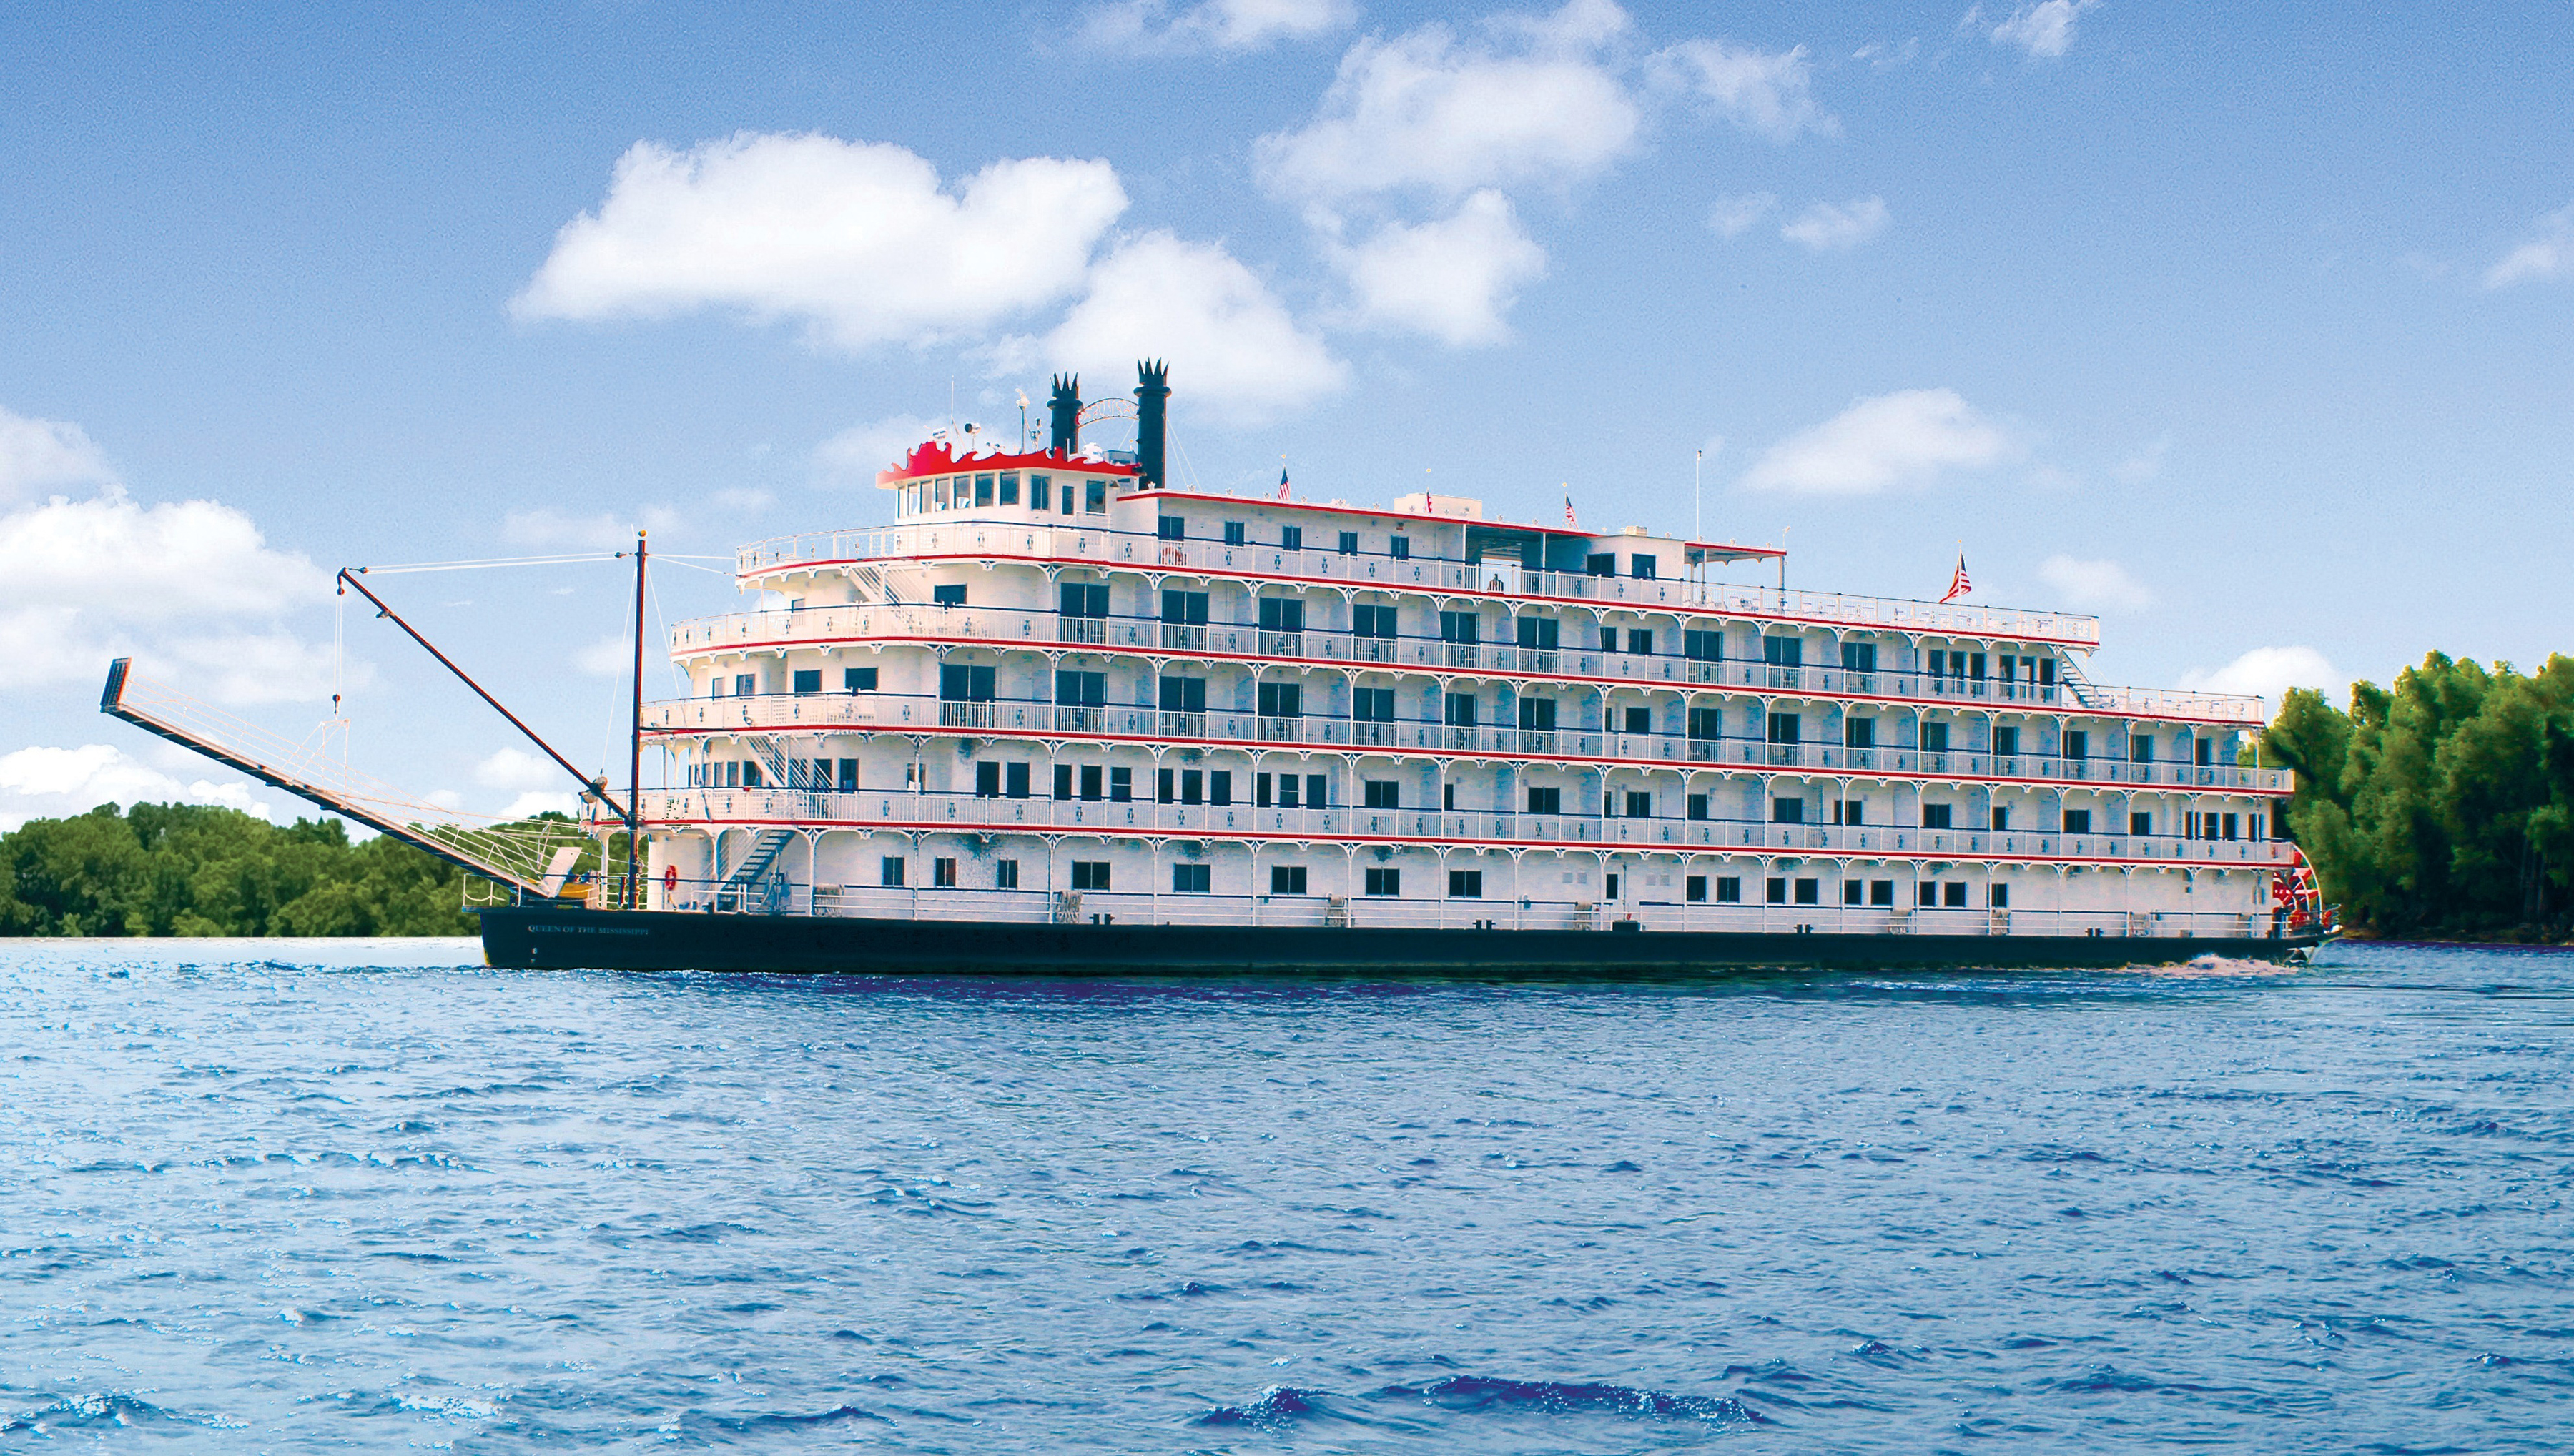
[477,906,2327,976]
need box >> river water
[1,939,2567,1451]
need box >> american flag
[1939,555,1971,603]
[1276,467,1290,500]
[1564,494,1577,526]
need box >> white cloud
[2179,646,2344,711]
[501,505,681,550]
[1653,39,1833,142]
[1253,2,1644,202]
[1780,196,1889,251]
[0,492,337,703]
[2037,554,2154,613]
[0,743,275,833]
[1707,192,1777,237]
[813,415,947,485]
[1082,0,1355,52]
[711,487,774,512]
[1335,190,1549,346]
[0,406,117,505]
[2485,203,2574,288]
[500,790,583,821]
[513,134,1129,350]
[573,635,631,678]
[473,747,562,792]
[1741,388,2018,494]
[1025,232,1347,425]
[1981,0,2096,59]
[2111,433,2170,484]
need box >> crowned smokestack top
[1047,374,1080,454]
[1135,360,1169,490]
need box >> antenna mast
[626,530,646,910]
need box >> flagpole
[1692,450,1702,543]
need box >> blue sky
[3,0,2569,827]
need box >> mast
[628,529,646,909]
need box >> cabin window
[1623,791,1652,818]
[1158,675,1207,713]
[1990,883,2010,908]
[1271,866,1308,894]
[973,474,994,506]
[1522,698,1559,732]
[1223,521,1246,545]
[941,664,997,701]
[1259,598,1305,632]
[1630,555,1657,579]
[1210,772,1231,806]
[1052,670,1103,706]
[1364,868,1401,896]
[934,858,958,888]
[1687,793,1708,821]
[975,763,1001,798]
[1686,707,1720,741]
[1364,781,1399,808]
[2064,729,2089,759]
[1058,582,1109,617]
[1765,878,1787,904]
[1843,879,1864,906]
[1771,797,1804,823]
[1108,767,1131,801]
[1922,720,1950,752]
[1762,635,1803,667]
[1158,516,1185,540]
[1686,876,1707,903]
[844,668,877,692]
[1767,713,1800,743]
[1390,536,1410,560]
[1353,688,1395,723]
[1845,716,1874,748]
[1338,531,1359,554]
[1353,603,1398,638]
[733,673,756,696]
[1625,629,1653,655]
[1922,803,1953,828]
[1029,474,1050,510]
[2064,809,2092,833]
[997,472,1019,505]
[1084,478,1108,514]
[1449,869,1484,898]
[1622,706,1651,736]
[1160,589,1208,624]
[1517,617,1560,650]
[792,670,822,694]
[1684,628,1722,661]
[1444,693,1477,726]
[1871,880,1895,906]
[1005,763,1029,799]
[2130,735,2154,762]
[1257,682,1302,718]
[1993,725,2020,756]
[1944,883,1968,908]
[1072,861,1111,890]
[932,584,966,606]
[1172,863,1210,893]
[880,857,904,887]
[1281,526,1303,550]
[1526,786,1562,815]
[1840,640,1877,673]
[1716,877,1741,902]
[2131,810,2153,836]
[1992,807,2012,831]
[996,859,1019,888]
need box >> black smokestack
[1135,359,1168,489]
[1047,374,1080,453]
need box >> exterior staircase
[2056,653,2110,710]
[716,828,796,912]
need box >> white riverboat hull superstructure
[612,366,2323,968]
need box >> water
[1,941,2568,1452]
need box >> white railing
[730,523,2103,645]
[641,693,2292,791]
[669,605,2257,723]
[635,788,2298,866]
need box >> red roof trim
[876,440,1142,487]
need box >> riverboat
[473,362,2329,972]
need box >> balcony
[729,522,2104,645]
[670,604,2260,723]
[632,785,2300,868]
[639,692,2293,791]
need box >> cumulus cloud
[2037,554,2154,613]
[2485,203,2574,288]
[0,406,117,504]
[0,492,337,703]
[1253,2,1644,202]
[1781,195,1889,251]
[1740,388,2018,494]
[2179,646,2345,710]
[513,134,1129,350]
[1334,189,1549,346]
[1022,232,1347,425]
[1082,0,1355,52]
[473,747,562,793]
[0,743,275,833]
[813,415,949,485]
[1978,0,2097,59]
[1653,39,1833,142]
[573,635,631,678]
[1707,192,1777,237]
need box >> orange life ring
[661,865,679,897]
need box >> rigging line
[652,557,731,575]
[355,553,621,575]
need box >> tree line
[0,802,477,936]
[2264,652,2574,941]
